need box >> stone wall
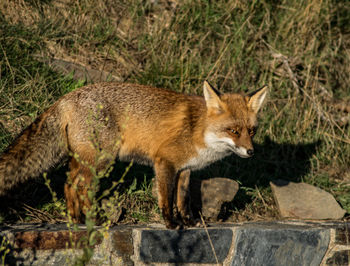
[1,221,349,265]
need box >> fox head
[203,81,268,158]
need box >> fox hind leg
[64,157,93,223]
[64,158,81,222]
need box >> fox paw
[165,219,183,230]
[194,219,205,228]
[181,215,196,228]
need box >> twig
[255,185,268,212]
[270,50,347,135]
[323,132,350,145]
[199,212,219,265]
[271,52,300,92]
[22,203,63,223]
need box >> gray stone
[270,179,346,219]
[138,228,233,263]
[231,225,330,266]
[197,177,239,220]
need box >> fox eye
[248,127,257,136]
[227,128,240,136]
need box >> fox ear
[247,85,268,114]
[203,81,224,113]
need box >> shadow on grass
[196,136,321,185]
[190,136,321,220]
[0,136,320,224]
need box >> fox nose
[247,149,254,156]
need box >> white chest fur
[181,132,234,171]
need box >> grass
[0,0,349,225]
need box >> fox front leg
[176,169,195,227]
[154,158,180,229]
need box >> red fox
[0,81,267,229]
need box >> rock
[270,179,346,219]
[35,56,122,83]
[192,177,239,221]
[326,250,350,265]
[231,224,330,266]
[335,223,350,244]
[1,223,134,266]
[137,228,233,264]
[152,177,239,221]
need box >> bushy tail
[0,109,68,195]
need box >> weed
[0,237,10,265]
